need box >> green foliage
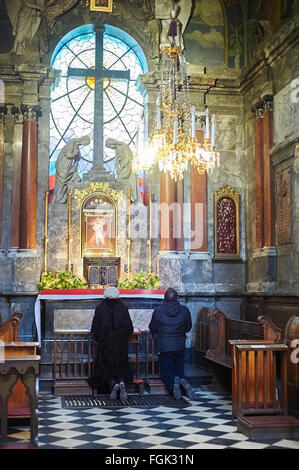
[118,269,160,290]
[37,270,87,291]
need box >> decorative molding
[74,182,123,208]
[215,184,239,199]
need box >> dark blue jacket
[149,300,192,353]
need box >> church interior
[0,0,299,451]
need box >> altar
[36,289,165,393]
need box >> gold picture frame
[90,0,113,12]
[80,193,118,258]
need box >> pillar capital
[251,94,274,118]
[0,106,8,123]
[251,99,265,119]
[262,93,274,112]
[11,106,24,124]
[20,104,42,121]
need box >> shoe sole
[173,384,182,400]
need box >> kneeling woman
[87,286,133,402]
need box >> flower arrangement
[118,269,160,290]
[37,270,87,291]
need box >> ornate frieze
[74,182,123,208]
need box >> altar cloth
[35,289,165,345]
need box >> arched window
[49,24,147,199]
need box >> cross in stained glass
[67,25,130,170]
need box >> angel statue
[155,0,192,50]
[5,0,78,54]
[105,138,141,204]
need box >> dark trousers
[159,350,185,393]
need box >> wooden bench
[0,312,39,418]
[195,308,282,390]
[52,327,145,395]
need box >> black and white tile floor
[6,388,299,450]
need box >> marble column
[10,107,24,250]
[19,105,41,250]
[175,179,184,251]
[191,129,207,252]
[262,95,275,247]
[0,107,7,250]
[160,171,176,251]
[252,101,265,249]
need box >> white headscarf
[104,286,120,299]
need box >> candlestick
[191,106,196,139]
[211,114,216,147]
[43,189,49,274]
[147,188,152,273]
[127,188,132,274]
[66,188,72,272]
[205,107,210,140]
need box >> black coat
[87,298,133,392]
[149,300,192,353]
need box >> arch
[49,24,147,201]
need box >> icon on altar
[93,217,107,247]
[86,213,113,253]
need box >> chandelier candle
[191,106,196,139]
[205,107,210,140]
[156,96,161,130]
[211,114,216,147]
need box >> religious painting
[184,0,225,67]
[214,185,240,259]
[81,194,116,257]
[90,0,113,12]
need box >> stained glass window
[49,24,147,199]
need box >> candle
[149,188,152,239]
[174,115,178,145]
[191,106,196,138]
[43,189,49,274]
[205,107,210,140]
[211,114,216,147]
[156,96,161,130]
[44,189,49,238]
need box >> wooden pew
[195,308,282,390]
[0,312,39,418]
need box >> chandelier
[133,3,220,181]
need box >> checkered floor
[5,388,299,449]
